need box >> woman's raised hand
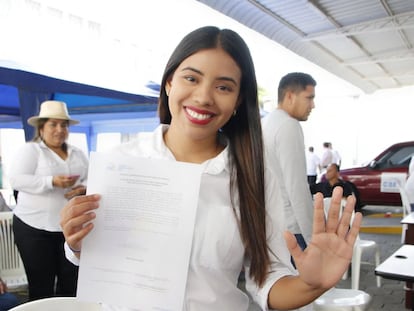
[60,194,100,254]
[284,187,362,289]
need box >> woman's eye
[185,76,196,82]
[218,85,232,92]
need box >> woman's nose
[194,84,213,105]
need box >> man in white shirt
[320,142,333,170]
[262,72,316,252]
[330,142,342,166]
[306,146,320,185]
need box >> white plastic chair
[8,297,101,311]
[351,238,381,290]
[323,198,381,290]
[0,211,28,291]
[399,186,412,243]
[313,287,372,310]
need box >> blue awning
[0,66,160,147]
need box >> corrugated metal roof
[197,0,414,93]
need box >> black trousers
[12,215,78,301]
[307,175,317,185]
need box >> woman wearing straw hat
[8,100,88,301]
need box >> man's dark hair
[331,163,340,171]
[278,72,316,103]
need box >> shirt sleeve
[8,143,54,194]
[273,119,313,244]
[64,242,80,266]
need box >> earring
[232,110,237,117]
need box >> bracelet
[68,245,81,253]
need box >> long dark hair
[158,26,269,286]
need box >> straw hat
[27,100,79,126]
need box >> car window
[376,145,414,169]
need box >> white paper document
[77,152,203,310]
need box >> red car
[339,141,414,209]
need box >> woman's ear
[165,79,172,96]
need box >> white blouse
[9,141,88,231]
[65,125,309,311]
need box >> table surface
[402,212,414,225]
[375,244,414,282]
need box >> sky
[1,0,413,170]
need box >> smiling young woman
[60,26,361,311]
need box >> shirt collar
[39,140,73,154]
[155,124,229,175]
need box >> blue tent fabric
[0,67,158,102]
[0,66,160,146]
[0,85,19,113]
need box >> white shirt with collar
[306,151,320,176]
[320,148,333,169]
[65,125,310,311]
[9,140,88,231]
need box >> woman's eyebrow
[181,66,238,86]
[181,66,203,75]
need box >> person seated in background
[310,163,362,211]
[0,278,19,311]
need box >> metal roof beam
[306,0,340,28]
[362,72,414,80]
[303,12,414,41]
[380,0,412,49]
[247,0,305,36]
[342,48,414,65]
